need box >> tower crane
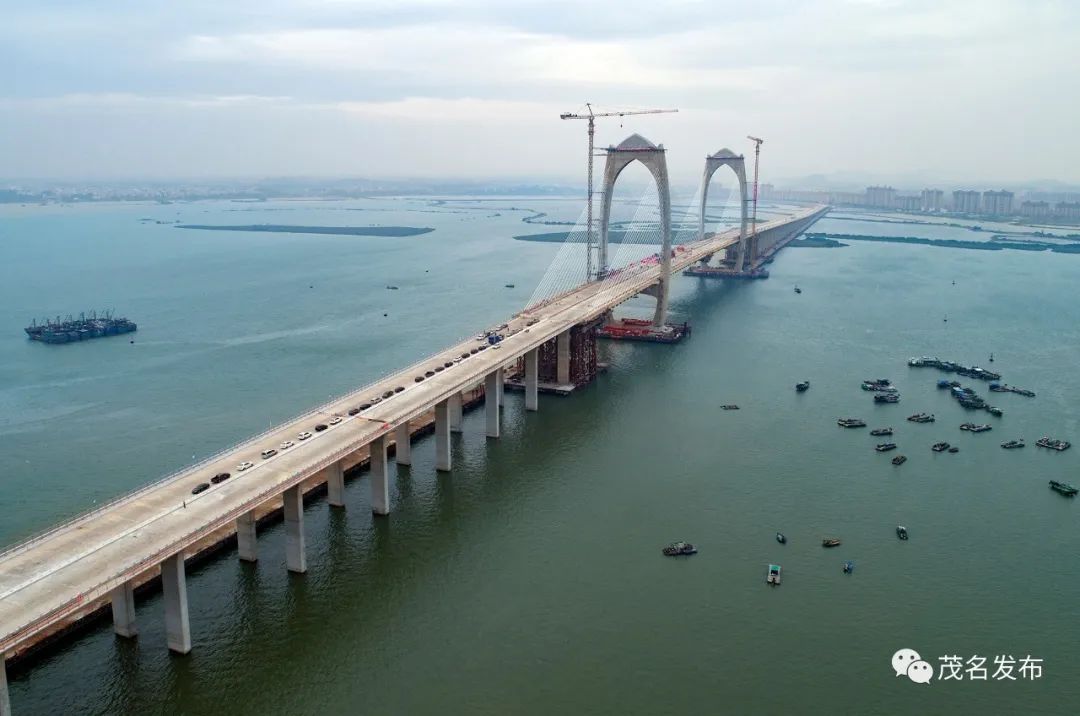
[747,135,764,238]
[561,104,678,280]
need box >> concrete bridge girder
[598,134,672,327]
[698,149,749,270]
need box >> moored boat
[662,541,698,556]
[907,413,935,423]
[795,380,810,392]
[721,404,740,410]
[932,442,950,452]
[837,418,867,428]
[1036,437,1071,451]
[874,393,900,403]
[1001,439,1025,449]
[875,442,897,452]
[822,538,842,548]
[891,455,907,465]
[870,427,893,436]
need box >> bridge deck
[0,206,827,655]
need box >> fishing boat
[896,525,909,540]
[767,564,782,585]
[1049,480,1079,496]
[870,428,893,436]
[948,446,959,453]
[822,538,842,548]
[776,532,786,544]
[795,380,810,392]
[874,393,900,404]
[1036,437,1071,451]
[907,413,935,423]
[875,442,898,452]
[662,541,698,556]
[1001,439,1025,449]
[891,455,907,465]
[837,418,866,428]
[721,404,740,410]
[932,442,950,452]
[843,560,855,574]
[794,286,802,294]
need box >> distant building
[896,195,920,212]
[952,190,981,213]
[981,190,1014,216]
[1055,202,1080,221]
[1019,200,1051,220]
[828,191,865,206]
[920,189,944,212]
[865,186,896,209]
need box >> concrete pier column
[485,371,501,439]
[496,367,505,407]
[370,435,389,515]
[326,460,345,508]
[435,398,452,472]
[448,393,464,433]
[1,658,10,716]
[394,423,411,466]
[110,581,138,638]
[283,485,306,574]
[557,330,571,385]
[236,510,257,562]
[161,553,191,654]
[524,348,539,411]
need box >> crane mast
[561,104,678,280]
[747,135,764,239]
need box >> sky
[2,0,1078,187]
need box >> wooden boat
[891,455,907,465]
[1049,480,1079,497]
[775,532,786,544]
[767,564,782,585]
[662,541,698,556]
[822,538,842,548]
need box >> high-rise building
[1055,202,1080,220]
[865,186,896,208]
[952,190,981,213]
[1019,201,1051,220]
[920,189,944,212]
[981,190,1014,216]
[896,195,920,212]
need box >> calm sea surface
[1,196,1078,715]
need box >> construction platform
[683,265,769,279]
[597,318,689,344]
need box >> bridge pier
[283,485,306,574]
[110,582,138,638]
[496,367,505,407]
[370,435,389,515]
[1,658,9,716]
[394,423,411,466]
[326,460,345,508]
[485,370,501,438]
[236,510,257,562]
[161,553,191,654]
[434,399,452,472]
[524,349,538,411]
[448,393,463,433]
[556,330,571,384]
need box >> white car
[260,449,277,459]
[492,344,502,349]
[279,441,294,450]
[236,461,254,471]
[297,431,312,441]
[329,416,342,425]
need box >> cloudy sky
[2,0,1077,186]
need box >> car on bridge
[191,482,210,495]
[260,449,277,459]
[328,416,342,425]
[210,472,231,484]
[279,441,294,450]
[236,461,254,471]
[297,431,312,441]
[314,424,328,432]
[348,407,361,416]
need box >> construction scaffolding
[513,318,603,392]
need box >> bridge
[0,135,827,714]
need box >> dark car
[191,482,210,495]
[434,366,444,372]
[382,390,394,399]
[359,403,372,410]
[394,386,404,393]
[348,407,361,416]
[425,370,435,377]
[314,423,328,432]
[443,361,454,368]
[415,376,424,382]
[210,472,231,484]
